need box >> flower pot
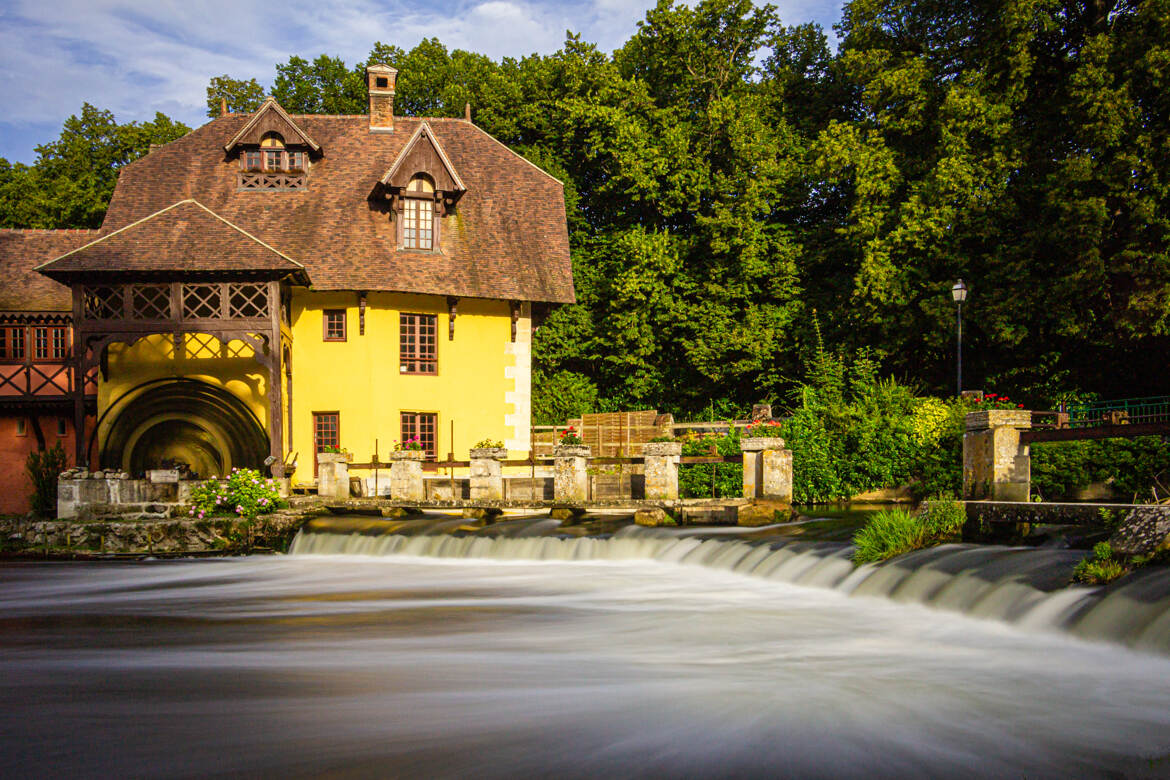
[390,449,427,461]
[740,436,786,452]
[642,441,682,457]
[553,444,592,458]
[469,447,508,460]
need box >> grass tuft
[852,498,966,565]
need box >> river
[3,534,1170,777]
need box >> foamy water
[2,551,1170,778]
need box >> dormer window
[402,175,436,250]
[225,98,320,191]
[239,132,310,190]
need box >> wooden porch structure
[68,278,294,475]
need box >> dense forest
[3,0,1168,422]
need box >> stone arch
[98,378,269,478]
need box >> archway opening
[100,379,269,478]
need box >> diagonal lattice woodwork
[228,283,268,319]
[239,172,306,190]
[184,333,220,360]
[28,364,70,395]
[130,284,171,320]
[182,285,221,319]
[83,286,122,319]
[224,339,255,359]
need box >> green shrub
[852,509,925,564]
[1032,437,1170,501]
[26,442,68,518]
[852,500,965,565]
[920,497,966,538]
[1072,541,1131,585]
[679,430,742,498]
[188,467,281,520]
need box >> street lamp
[951,279,968,397]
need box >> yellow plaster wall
[96,335,270,453]
[288,290,529,485]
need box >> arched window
[402,174,436,250]
[260,132,285,171]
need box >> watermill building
[0,66,574,513]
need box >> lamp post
[951,279,968,397]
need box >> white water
[290,524,1170,654]
[4,537,1170,776]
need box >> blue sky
[0,0,845,164]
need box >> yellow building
[28,65,574,488]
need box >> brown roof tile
[0,230,98,312]
[36,199,306,279]
[96,114,575,303]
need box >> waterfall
[289,517,1170,655]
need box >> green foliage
[188,468,281,520]
[25,443,67,518]
[532,370,599,425]
[1032,437,1170,502]
[1073,542,1129,585]
[0,104,189,228]
[679,430,742,498]
[851,500,963,565]
[777,339,981,503]
[206,75,266,116]
[920,497,966,538]
[9,0,1170,407]
[473,438,503,449]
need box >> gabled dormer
[224,98,321,191]
[379,123,467,251]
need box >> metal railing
[1064,396,1170,428]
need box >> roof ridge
[0,228,101,234]
[34,199,304,271]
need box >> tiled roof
[0,230,98,312]
[36,200,307,278]
[95,114,575,303]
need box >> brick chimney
[366,64,398,133]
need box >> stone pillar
[316,453,350,499]
[963,410,1031,501]
[57,471,81,520]
[469,447,507,501]
[389,450,426,501]
[553,444,591,503]
[762,448,793,502]
[643,441,682,501]
[740,436,792,501]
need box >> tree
[206,75,267,116]
[0,104,189,229]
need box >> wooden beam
[266,280,284,478]
[1021,421,1170,444]
[71,283,87,467]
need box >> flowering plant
[744,418,783,437]
[395,436,423,451]
[558,425,584,445]
[473,438,504,449]
[187,467,281,520]
[965,392,1025,411]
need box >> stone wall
[1,508,315,556]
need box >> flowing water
[4,520,1170,778]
